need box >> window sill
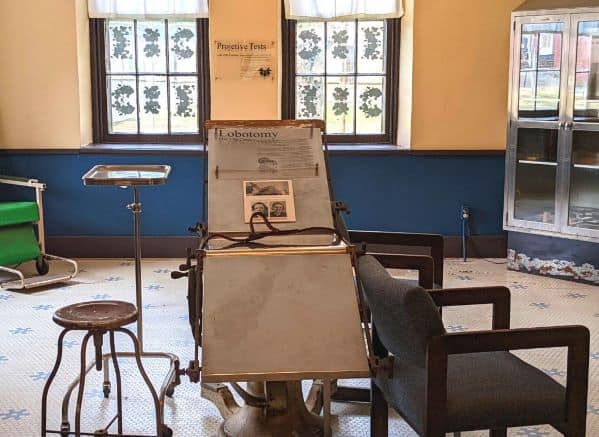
[82,143,408,155]
[326,144,408,154]
[0,143,506,156]
[326,145,506,155]
[81,143,205,155]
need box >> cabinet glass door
[563,15,599,239]
[507,17,568,232]
[568,132,599,232]
[516,21,566,120]
[573,20,599,122]
[513,128,560,226]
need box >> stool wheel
[166,382,175,398]
[60,421,70,437]
[36,256,50,275]
[103,381,111,398]
[161,424,173,437]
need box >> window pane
[107,21,135,73]
[535,70,561,110]
[358,21,385,74]
[296,76,325,119]
[518,22,563,119]
[574,21,599,121]
[356,76,384,134]
[139,76,168,133]
[326,76,355,134]
[108,76,138,133]
[519,71,536,112]
[169,77,199,133]
[296,22,325,74]
[168,21,197,73]
[326,21,356,74]
[137,20,167,74]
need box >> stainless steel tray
[82,165,171,186]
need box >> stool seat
[53,300,137,330]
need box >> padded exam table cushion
[0,201,39,227]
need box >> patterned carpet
[0,258,597,436]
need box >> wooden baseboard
[444,235,507,258]
[46,236,197,259]
[46,234,507,259]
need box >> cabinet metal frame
[504,8,599,243]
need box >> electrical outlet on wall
[461,205,470,220]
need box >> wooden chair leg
[370,381,388,437]
[490,429,507,437]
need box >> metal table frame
[173,120,376,437]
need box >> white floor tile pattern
[0,258,597,436]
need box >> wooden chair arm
[433,325,589,354]
[349,230,444,286]
[369,253,435,289]
[428,286,510,329]
[425,325,590,435]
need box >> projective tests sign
[213,40,276,81]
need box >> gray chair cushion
[358,255,445,367]
[375,351,567,434]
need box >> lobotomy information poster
[213,40,276,80]
[207,126,334,234]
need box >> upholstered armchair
[358,255,590,437]
[332,228,445,404]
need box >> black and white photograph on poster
[243,180,296,223]
[245,180,290,196]
[269,201,287,218]
[250,201,269,217]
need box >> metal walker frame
[0,175,78,290]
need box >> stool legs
[109,331,124,435]
[75,332,93,436]
[117,327,164,437]
[41,329,70,436]
[46,327,168,437]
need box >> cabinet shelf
[573,163,599,170]
[518,160,557,166]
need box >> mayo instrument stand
[54,166,182,437]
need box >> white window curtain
[88,0,209,19]
[284,0,403,21]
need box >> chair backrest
[358,255,445,367]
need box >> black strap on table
[199,212,343,250]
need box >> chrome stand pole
[128,186,144,351]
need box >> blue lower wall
[0,152,505,237]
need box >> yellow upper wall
[0,0,524,150]
[209,0,281,120]
[409,0,524,150]
[0,0,91,149]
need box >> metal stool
[41,300,172,437]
